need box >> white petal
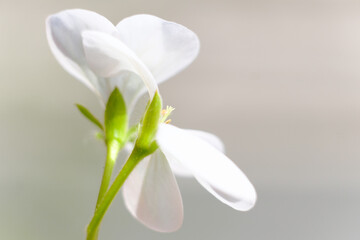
[122,150,183,232]
[108,72,147,112]
[157,124,257,211]
[116,14,200,83]
[46,9,117,95]
[185,129,225,153]
[166,154,192,177]
[168,129,225,177]
[82,31,158,102]
[47,9,116,64]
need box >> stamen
[160,105,175,123]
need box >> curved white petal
[186,129,225,153]
[122,150,183,232]
[82,31,158,104]
[46,9,117,98]
[157,124,257,211]
[116,14,200,83]
[46,29,91,89]
[47,9,116,64]
[168,129,225,177]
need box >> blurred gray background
[1,0,360,239]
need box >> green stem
[86,148,148,240]
[91,141,122,240]
[95,140,122,208]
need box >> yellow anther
[165,119,172,124]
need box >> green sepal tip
[76,104,104,131]
[104,88,128,146]
[136,91,162,149]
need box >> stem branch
[86,148,147,240]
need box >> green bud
[76,104,104,131]
[104,88,128,146]
[136,91,162,149]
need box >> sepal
[76,104,104,131]
[104,88,128,145]
[136,91,162,149]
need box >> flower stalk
[87,91,162,239]
[87,143,158,240]
[95,140,122,207]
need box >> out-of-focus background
[1,0,360,239]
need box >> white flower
[46,9,200,110]
[47,9,256,232]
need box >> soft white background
[1,0,360,239]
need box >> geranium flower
[80,31,257,232]
[47,10,256,234]
[46,9,200,110]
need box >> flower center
[160,106,175,124]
